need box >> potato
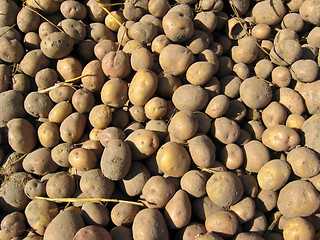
[56,57,82,82]
[110,226,133,240]
[40,32,74,59]
[271,66,291,87]
[35,68,58,91]
[72,88,95,114]
[261,101,287,128]
[251,24,271,40]
[17,7,40,33]
[299,0,320,26]
[93,40,117,61]
[24,199,59,235]
[257,159,291,191]
[220,143,243,170]
[111,202,140,226]
[206,171,243,207]
[186,61,215,86]
[219,75,242,99]
[195,232,224,240]
[24,179,46,200]
[176,222,207,240]
[51,143,75,168]
[43,208,85,240]
[255,189,278,213]
[48,101,72,124]
[307,27,320,48]
[301,43,319,60]
[88,104,112,129]
[274,29,299,45]
[301,114,320,153]
[110,109,130,129]
[0,172,31,212]
[188,134,216,168]
[252,0,286,25]
[132,208,169,240]
[192,196,225,221]
[151,35,171,55]
[283,217,315,240]
[77,39,96,63]
[299,80,320,114]
[38,121,60,148]
[291,59,319,83]
[180,170,207,198]
[128,69,158,106]
[12,73,31,92]
[231,42,259,64]
[69,148,97,171]
[143,97,167,120]
[240,77,272,109]
[262,125,300,152]
[19,49,50,77]
[130,47,153,71]
[0,36,24,63]
[205,94,229,118]
[211,117,240,144]
[86,22,115,42]
[243,140,270,173]
[270,40,302,66]
[243,210,268,236]
[0,212,26,238]
[81,202,109,227]
[46,171,75,198]
[80,169,114,198]
[141,175,175,208]
[101,139,131,181]
[101,78,128,108]
[60,0,87,19]
[148,0,169,17]
[0,0,19,27]
[168,110,198,141]
[0,90,26,122]
[159,44,194,76]
[277,180,320,217]
[99,127,125,147]
[285,113,305,130]
[7,118,36,154]
[164,189,191,229]
[287,147,320,178]
[73,226,112,240]
[172,84,209,111]
[86,0,108,22]
[205,211,239,237]
[24,92,53,118]
[128,21,157,44]
[23,148,59,176]
[104,11,125,32]
[60,112,87,143]
[101,51,131,79]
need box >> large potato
[19,49,50,77]
[0,211,26,238]
[7,118,36,154]
[132,208,169,240]
[41,32,74,59]
[252,0,286,25]
[299,80,320,114]
[0,90,26,122]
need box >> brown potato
[252,0,286,25]
[101,50,131,79]
[180,170,207,198]
[89,104,112,129]
[220,143,243,170]
[277,180,320,217]
[80,60,105,91]
[122,39,144,55]
[24,179,46,200]
[86,22,115,42]
[72,88,95,114]
[86,0,108,22]
[74,225,112,240]
[271,66,291,87]
[105,11,125,32]
[243,140,270,173]
[299,80,320,114]
[255,189,278,212]
[270,40,302,66]
[176,222,207,240]
[205,211,239,238]
[60,112,87,143]
[262,125,300,152]
[243,210,268,236]
[283,217,315,240]
[301,114,320,153]
[156,141,191,178]
[12,73,31,92]
[186,61,215,86]
[38,121,60,148]
[262,101,287,128]
[101,78,128,108]
[130,47,153,71]
[0,90,26,122]
[211,117,240,144]
[69,148,97,171]
[35,68,58,91]
[219,75,242,98]
[19,49,50,77]
[60,0,87,19]
[48,101,73,124]
[46,171,76,198]
[51,143,75,167]
[0,36,24,63]
[231,42,259,64]
[0,212,26,238]
[128,105,147,123]
[205,94,229,119]
[299,0,320,26]
[206,171,243,207]
[128,21,157,44]
[94,39,117,61]
[17,7,40,33]
[110,109,130,129]
[151,35,171,54]
[144,97,167,120]
[24,92,53,118]
[81,202,109,227]
[285,113,305,130]
[111,202,139,227]
[40,32,74,59]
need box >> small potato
[111,202,140,226]
[0,0,19,28]
[255,189,278,212]
[105,11,125,32]
[43,209,85,240]
[144,97,167,120]
[38,22,59,40]
[185,30,210,54]
[86,22,115,42]
[0,172,31,212]
[299,80,320,114]
[17,7,40,33]
[128,106,146,123]
[205,211,238,238]
[57,56,82,82]
[48,101,73,124]
[77,39,96,62]
[159,44,194,76]
[307,27,320,48]
[35,68,58,91]
[301,114,320,153]
[69,148,97,171]
[186,61,215,86]
[257,160,291,191]
[24,92,53,118]
[252,24,271,40]
[180,170,207,198]
[131,47,153,71]
[156,141,191,178]
[89,104,112,129]
[46,171,76,198]
[0,212,26,238]
[24,179,46,199]
[0,90,26,122]
[151,35,171,54]
[81,60,105,92]
[287,147,320,178]
[205,94,229,119]
[281,13,304,32]
[206,171,243,207]
[0,64,11,93]
[60,0,87,20]
[101,50,131,79]
[164,190,191,229]
[74,226,112,240]
[274,29,299,45]
[219,75,242,98]
[38,121,60,148]
[7,118,37,154]
[59,19,86,44]
[148,0,170,17]
[86,0,108,22]
[128,21,157,44]
[283,217,315,240]
[239,174,259,198]
[94,39,117,61]
[176,222,207,240]
[270,40,302,66]
[194,112,211,134]
[132,208,169,240]
[188,134,216,168]
[51,143,75,167]
[80,169,114,198]
[243,140,270,173]
[141,175,175,208]
[60,112,87,143]
[12,73,31,92]
[128,69,158,106]
[24,199,59,235]
[110,226,133,240]
[211,117,240,144]
[262,101,287,128]
[240,77,272,109]
[172,84,208,111]
[99,127,126,147]
[262,125,300,152]
[254,59,274,80]
[220,143,243,170]
[40,32,74,59]
[125,129,159,160]
[101,78,128,108]
[168,110,198,141]
[286,114,305,130]
[194,11,217,33]
[277,180,320,218]
[122,39,144,54]
[120,161,150,197]
[230,197,256,224]
[271,66,291,87]
[101,139,131,181]
[23,148,59,176]
[243,210,268,236]
[19,49,50,77]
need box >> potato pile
[0,0,320,239]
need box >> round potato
[283,217,315,240]
[89,104,112,129]
[24,178,46,200]
[69,148,97,171]
[19,49,50,77]
[111,202,140,227]
[40,32,74,59]
[101,50,131,79]
[80,59,105,90]
[205,211,239,238]
[211,117,240,144]
[180,170,207,198]
[46,171,76,198]
[51,143,75,168]
[101,78,128,108]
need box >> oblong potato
[60,112,87,143]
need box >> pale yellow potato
[81,60,105,92]
[168,110,198,141]
[101,78,128,108]
[230,197,256,224]
[72,88,95,114]
[262,101,287,128]
[186,61,215,86]
[285,114,305,130]
[60,112,87,143]
[130,47,153,71]
[144,97,167,120]
[205,211,239,238]
[89,104,112,129]
[48,101,72,124]
[38,121,60,148]
[205,94,229,119]
[151,34,171,54]
[220,143,243,170]
[49,85,75,103]
[211,117,240,144]
[105,11,125,32]
[68,148,97,171]
[283,217,315,240]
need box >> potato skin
[0,90,26,122]
[40,32,74,59]
[60,112,87,143]
[132,208,169,240]
[7,118,37,154]
[0,211,26,238]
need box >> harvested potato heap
[0,0,320,239]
